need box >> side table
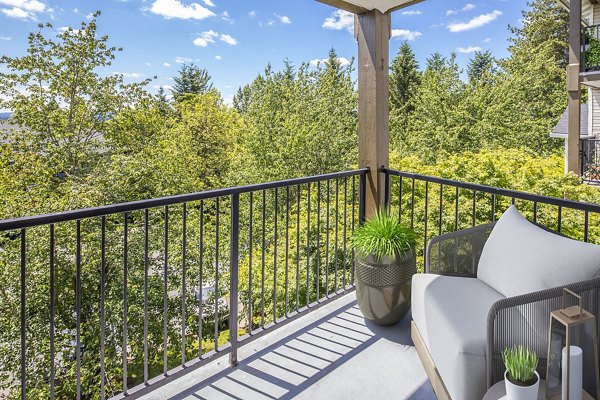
[483,379,547,400]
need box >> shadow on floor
[170,300,433,400]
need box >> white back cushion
[477,206,600,298]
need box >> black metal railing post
[229,193,239,367]
[359,170,367,224]
[383,167,391,211]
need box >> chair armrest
[425,223,495,277]
[485,277,600,388]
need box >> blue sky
[0,0,528,104]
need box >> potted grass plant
[502,345,540,400]
[351,210,416,325]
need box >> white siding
[594,3,600,25]
[592,88,600,137]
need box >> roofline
[315,0,424,14]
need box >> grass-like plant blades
[502,345,539,383]
[352,210,416,259]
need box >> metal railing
[383,168,600,271]
[0,168,368,399]
[583,24,600,71]
[581,138,600,184]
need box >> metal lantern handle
[561,288,583,319]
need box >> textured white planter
[505,370,540,400]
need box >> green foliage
[467,51,497,85]
[503,345,539,383]
[585,37,600,67]
[172,63,214,103]
[231,50,357,184]
[352,211,416,259]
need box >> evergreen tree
[389,42,421,112]
[467,51,497,85]
[171,63,213,102]
[157,86,171,114]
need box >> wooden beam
[315,0,368,14]
[355,10,390,219]
[567,0,582,174]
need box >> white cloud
[145,62,151,66]
[215,55,222,60]
[114,72,144,78]
[149,0,214,20]
[402,9,422,16]
[456,45,481,53]
[220,10,233,23]
[309,57,351,67]
[322,10,354,33]
[447,10,502,32]
[483,37,491,43]
[163,62,171,67]
[193,30,218,47]
[72,7,78,13]
[0,35,11,40]
[248,10,256,18]
[391,29,422,41]
[219,33,237,45]
[153,84,173,90]
[0,0,46,12]
[275,13,290,24]
[85,12,94,20]
[175,56,192,63]
[447,3,476,16]
[202,0,214,6]
[1,6,30,18]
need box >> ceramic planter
[505,370,540,400]
[355,250,415,325]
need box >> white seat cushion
[477,206,600,298]
[412,274,505,400]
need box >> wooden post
[355,10,390,219]
[567,0,582,174]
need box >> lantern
[546,288,600,400]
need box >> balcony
[2,168,600,399]
[583,24,600,72]
[582,138,600,184]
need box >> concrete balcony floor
[141,293,436,400]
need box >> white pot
[505,370,540,400]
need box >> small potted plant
[351,210,416,325]
[502,345,540,400]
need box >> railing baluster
[261,190,266,327]
[491,194,496,222]
[359,173,366,224]
[557,206,562,233]
[273,188,278,323]
[296,185,300,312]
[123,214,128,394]
[248,194,253,334]
[411,178,415,229]
[316,181,321,300]
[334,178,339,293]
[285,186,290,317]
[343,177,348,288]
[20,229,26,400]
[163,206,169,375]
[399,176,403,222]
[533,201,538,223]
[144,209,149,384]
[384,169,390,209]
[351,176,356,282]
[214,198,220,350]
[182,203,187,366]
[325,180,330,297]
[454,187,459,231]
[584,211,589,243]
[199,200,204,357]
[439,184,443,236]
[229,194,239,366]
[76,220,81,400]
[49,224,55,400]
[472,190,477,227]
[424,182,429,260]
[100,217,106,400]
[306,182,311,306]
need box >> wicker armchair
[421,222,600,394]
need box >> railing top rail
[384,168,600,213]
[583,24,600,31]
[0,168,369,231]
